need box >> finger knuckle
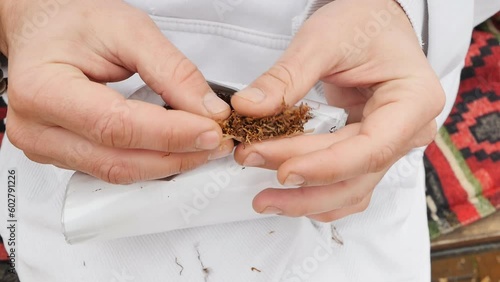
[324,175,338,186]
[170,56,202,88]
[358,201,370,212]
[7,76,38,114]
[159,125,180,152]
[6,122,29,151]
[93,158,134,184]
[267,63,295,86]
[10,71,66,116]
[286,210,305,218]
[367,143,396,173]
[284,188,310,217]
[414,78,446,119]
[94,104,135,148]
[346,193,366,207]
[427,121,438,143]
[416,121,438,147]
[262,61,298,97]
[175,155,206,174]
[429,84,446,116]
[287,207,306,218]
[5,125,22,149]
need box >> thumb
[231,13,338,117]
[102,4,231,120]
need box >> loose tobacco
[166,84,313,143]
[218,102,312,143]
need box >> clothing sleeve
[474,0,500,26]
[396,0,428,51]
[398,0,500,127]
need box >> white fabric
[0,1,499,282]
[397,0,427,47]
[474,0,500,25]
[130,0,309,36]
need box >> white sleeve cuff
[397,0,428,52]
[295,1,429,53]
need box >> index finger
[20,65,224,152]
[100,5,232,121]
[229,0,365,117]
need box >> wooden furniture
[431,212,500,281]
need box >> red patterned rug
[425,14,500,239]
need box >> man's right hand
[0,0,233,184]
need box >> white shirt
[1,1,499,281]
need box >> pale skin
[0,0,445,222]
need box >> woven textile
[425,15,500,239]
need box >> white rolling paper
[62,83,348,244]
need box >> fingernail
[284,174,305,186]
[243,152,265,167]
[235,88,266,104]
[261,206,283,215]
[208,144,233,160]
[204,92,230,115]
[195,131,220,150]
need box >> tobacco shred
[165,87,313,143]
[218,103,312,143]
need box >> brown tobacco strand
[166,87,313,143]
[218,104,312,143]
